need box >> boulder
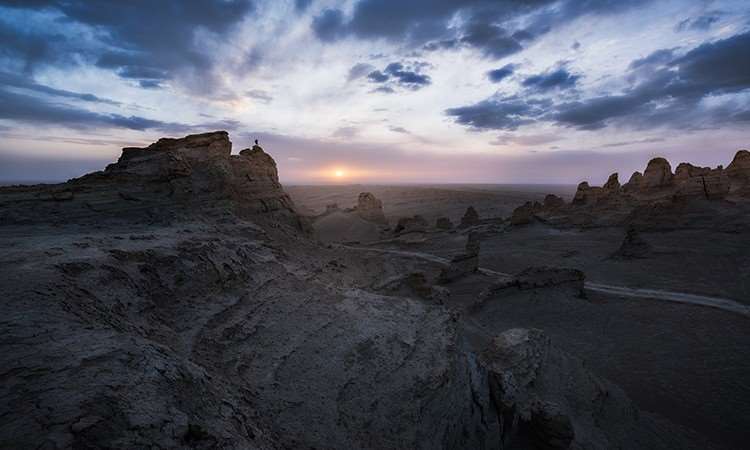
[325,203,339,214]
[459,206,480,228]
[641,157,673,190]
[394,215,428,234]
[435,216,453,230]
[356,192,387,224]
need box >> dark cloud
[294,0,312,12]
[445,96,551,131]
[348,63,375,81]
[0,71,121,105]
[311,0,653,61]
[367,70,390,83]
[522,67,581,91]
[628,48,678,70]
[312,8,345,42]
[675,12,722,32]
[448,31,750,132]
[0,87,242,134]
[459,20,523,59]
[365,61,432,92]
[487,64,516,82]
[0,0,255,89]
[383,62,431,87]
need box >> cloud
[294,0,312,12]
[367,70,390,83]
[246,89,273,103]
[366,61,432,91]
[0,71,121,105]
[487,64,516,82]
[445,96,550,131]
[310,0,654,61]
[447,31,750,132]
[348,63,375,81]
[0,0,255,90]
[389,126,410,134]
[332,126,359,138]
[312,8,345,42]
[675,12,722,32]
[522,67,580,92]
[0,87,243,134]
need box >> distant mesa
[512,149,750,229]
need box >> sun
[334,169,344,178]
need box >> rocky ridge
[510,150,750,229]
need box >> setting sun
[334,169,345,178]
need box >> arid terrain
[1,132,748,449]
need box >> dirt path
[340,244,750,318]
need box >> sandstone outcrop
[641,157,673,190]
[510,201,543,225]
[603,172,621,191]
[0,131,308,231]
[543,194,565,209]
[611,226,651,259]
[356,192,387,224]
[459,206,480,228]
[524,150,750,229]
[480,328,641,450]
[394,215,429,234]
[439,232,480,283]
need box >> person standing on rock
[252,139,262,151]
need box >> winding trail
[340,244,750,318]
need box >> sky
[0,0,749,185]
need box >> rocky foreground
[0,132,729,449]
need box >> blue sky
[0,0,748,184]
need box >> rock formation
[641,157,673,190]
[524,150,750,229]
[435,216,453,230]
[480,328,642,450]
[0,131,308,231]
[356,192,387,224]
[510,201,543,225]
[611,225,651,259]
[543,194,565,210]
[0,131,503,450]
[459,206,480,228]
[439,232,480,282]
[394,215,429,234]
